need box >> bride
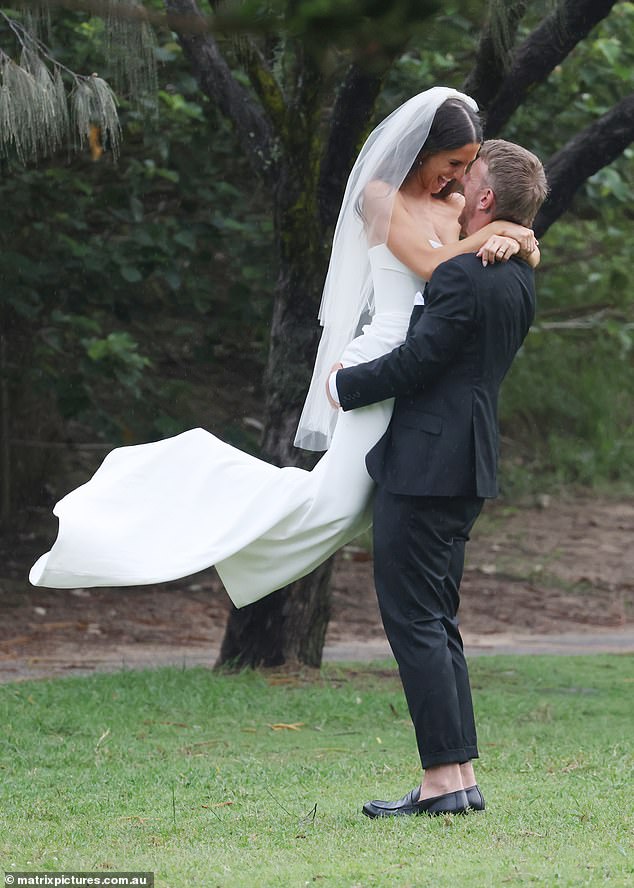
[30,86,536,606]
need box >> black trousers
[373,488,484,769]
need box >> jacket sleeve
[337,259,476,411]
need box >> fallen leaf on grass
[267,722,305,731]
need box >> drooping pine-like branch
[0,1,161,164]
[535,91,634,236]
[0,10,121,162]
[103,0,158,115]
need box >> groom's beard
[458,209,470,238]
[459,206,493,238]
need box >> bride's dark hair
[402,97,483,186]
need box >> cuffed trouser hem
[421,746,479,769]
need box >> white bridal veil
[294,86,478,451]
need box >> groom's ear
[480,188,495,212]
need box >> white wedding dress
[30,245,426,607]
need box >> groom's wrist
[336,366,365,412]
[328,371,340,406]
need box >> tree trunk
[218,560,333,668]
[0,332,10,525]
[217,154,337,668]
[216,262,336,668]
[214,238,338,672]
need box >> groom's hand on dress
[326,363,343,408]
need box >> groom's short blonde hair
[479,140,548,227]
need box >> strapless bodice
[338,244,427,369]
[369,243,426,316]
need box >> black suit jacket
[336,253,535,498]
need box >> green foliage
[503,3,634,487]
[0,656,632,885]
[500,217,634,490]
[498,2,634,487]
[502,2,634,214]
[0,12,274,456]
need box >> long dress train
[29,245,425,607]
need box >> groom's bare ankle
[419,763,463,799]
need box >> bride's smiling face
[418,143,480,194]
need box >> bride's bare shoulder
[363,178,396,205]
[361,179,397,227]
[364,178,394,195]
[445,190,465,210]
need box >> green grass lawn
[1,655,632,887]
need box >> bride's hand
[494,221,538,254]
[477,235,520,267]
[326,362,343,408]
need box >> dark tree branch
[535,92,634,236]
[317,60,396,230]
[165,0,279,187]
[462,0,529,109]
[470,0,619,134]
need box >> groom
[329,139,548,816]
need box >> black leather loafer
[363,787,469,818]
[465,784,485,811]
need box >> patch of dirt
[0,494,632,681]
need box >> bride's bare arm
[385,192,537,279]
